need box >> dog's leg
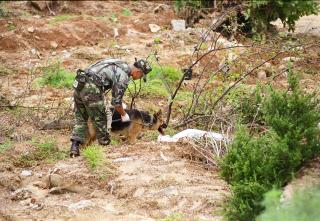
[127,123,141,143]
[84,117,96,147]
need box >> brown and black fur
[84,108,166,146]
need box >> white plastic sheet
[157,129,226,143]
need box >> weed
[36,61,75,89]
[110,13,118,22]
[110,138,119,145]
[0,139,12,153]
[157,213,185,221]
[121,8,132,16]
[154,37,162,44]
[83,145,104,170]
[83,145,117,179]
[49,14,77,25]
[16,138,67,167]
[127,65,183,98]
[7,23,15,31]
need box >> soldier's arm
[111,68,129,116]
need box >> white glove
[121,113,130,122]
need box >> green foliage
[37,61,75,89]
[121,8,132,16]
[127,65,182,98]
[0,139,12,153]
[246,0,319,33]
[174,0,211,11]
[153,37,162,44]
[83,145,116,179]
[7,23,16,31]
[258,187,320,221]
[0,1,7,18]
[83,145,104,170]
[220,71,320,221]
[16,139,67,167]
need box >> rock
[257,70,267,80]
[50,41,58,49]
[149,24,161,33]
[171,19,186,31]
[20,170,32,177]
[264,62,272,69]
[10,188,32,201]
[159,186,179,196]
[68,200,94,212]
[113,28,119,38]
[27,27,35,33]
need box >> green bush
[16,139,67,167]
[258,187,320,221]
[127,65,182,98]
[220,71,320,221]
[37,61,75,88]
[247,0,319,33]
[83,145,104,170]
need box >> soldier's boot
[98,133,111,146]
[70,140,81,158]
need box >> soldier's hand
[121,113,130,122]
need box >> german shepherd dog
[85,108,167,146]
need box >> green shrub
[121,8,132,17]
[258,187,320,221]
[247,0,319,33]
[127,65,182,98]
[83,145,104,170]
[37,61,75,88]
[0,139,12,153]
[16,138,67,167]
[220,71,320,221]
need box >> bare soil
[0,1,319,221]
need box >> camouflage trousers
[71,80,111,143]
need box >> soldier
[70,58,152,157]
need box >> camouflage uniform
[71,59,131,144]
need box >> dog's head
[152,109,167,135]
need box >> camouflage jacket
[85,58,131,106]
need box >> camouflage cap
[133,58,152,82]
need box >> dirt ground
[0,1,319,221]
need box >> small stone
[149,24,161,33]
[113,28,119,38]
[264,62,272,69]
[171,19,186,31]
[21,170,32,177]
[50,41,58,49]
[27,27,35,33]
[282,57,302,62]
[257,70,267,80]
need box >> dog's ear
[154,109,162,118]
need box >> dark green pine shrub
[257,186,320,221]
[220,71,320,221]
